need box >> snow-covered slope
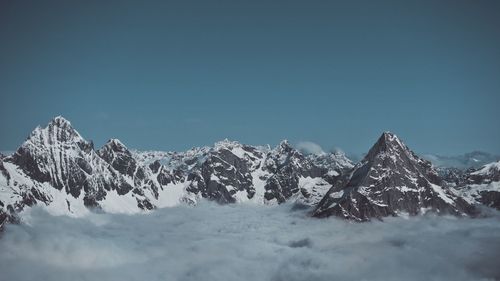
[455,160,500,209]
[313,132,476,221]
[0,117,348,225]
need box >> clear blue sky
[1,0,499,155]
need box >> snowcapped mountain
[2,117,499,226]
[0,117,349,225]
[455,161,500,209]
[313,132,476,221]
[307,150,354,177]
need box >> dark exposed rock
[98,139,137,178]
[313,132,476,221]
[0,208,19,231]
[0,158,9,182]
[261,140,327,203]
[184,140,257,203]
[476,191,500,209]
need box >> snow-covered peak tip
[49,115,72,127]
[25,115,85,145]
[379,131,404,145]
[103,138,128,150]
[107,138,124,146]
[214,139,242,149]
[382,131,396,139]
[364,131,408,160]
[471,160,500,176]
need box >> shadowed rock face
[96,138,160,198]
[0,158,8,182]
[182,140,332,204]
[98,139,137,178]
[313,132,476,221]
[184,143,256,204]
[262,141,327,203]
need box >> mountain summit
[2,117,499,227]
[313,132,476,220]
[0,117,352,225]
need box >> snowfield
[1,203,499,281]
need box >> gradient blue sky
[1,0,499,155]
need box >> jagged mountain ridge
[423,151,500,169]
[1,117,499,227]
[453,161,500,210]
[0,117,351,225]
[313,132,477,221]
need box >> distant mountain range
[1,116,499,227]
[423,152,500,169]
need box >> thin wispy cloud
[296,141,326,155]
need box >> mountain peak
[278,139,292,149]
[471,160,500,176]
[49,115,72,128]
[380,131,401,144]
[214,139,242,149]
[98,138,132,160]
[25,116,84,146]
[104,138,127,150]
[364,131,407,161]
[314,131,474,220]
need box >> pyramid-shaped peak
[364,131,408,161]
[381,131,400,141]
[378,131,405,147]
[44,116,80,138]
[97,138,133,164]
[26,116,84,145]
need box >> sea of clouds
[1,202,499,281]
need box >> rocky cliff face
[313,132,476,221]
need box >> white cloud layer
[1,203,500,281]
[296,141,325,155]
